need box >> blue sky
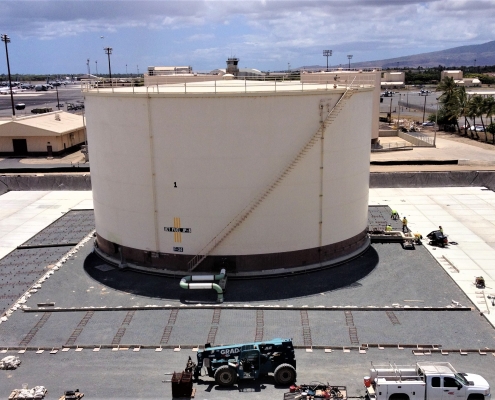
[0,0,494,75]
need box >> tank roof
[83,78,375,95]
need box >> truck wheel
[274,363,296,385]
[214,365,237,387]
[467,395,484,400]
[389,394,409,400]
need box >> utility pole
[397,93,401,133]
[1,34,15,116]
[347,55,353,69]
[104,47,112,82]
[422,93,428,123]
[323,50,332,72]
[389,97,393,124]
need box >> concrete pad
[0,190,93,256]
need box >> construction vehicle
[427,230,448,247]
[365,362,490,400]
[193,338,296,387]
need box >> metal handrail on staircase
[187,84,356,272]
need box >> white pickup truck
[365,362,490,400]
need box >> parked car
[422,121,435,126]
[470,125,484,132]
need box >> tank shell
[84,81,373,273]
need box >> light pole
[95,60,98,76]
[104,47,112,83]
[137,65,139,76]
[422,93,428,123]
[126,64,128,76]
[86,58,90,76]
[1,34,15,116]
[434,98,438,147]
[323,50,332,71]
[397,93,401,133]
[55,84,60,110]
[347,55,353,69]
[389,97,393,125]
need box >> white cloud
[0,0,493,72]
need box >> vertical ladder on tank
[187,85,356,272]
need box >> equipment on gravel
[193,338,296,387]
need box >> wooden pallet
[59,392,84,400]
[9,388,47,399]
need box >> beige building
[441,70,481,87]
[0,111,85,156]
[380,71,405,89]
[441,70,463,81]
[147,66,193,75]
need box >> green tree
[468,95,486,140]
[437,76,457,102]
[487,123,495,144]
[436,76,461,133]
[456,87,470,136]
[483,96,495,144]
[466,96,477,139]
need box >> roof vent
[55,114,61,121]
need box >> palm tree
[467,95,485,140]
[437,76,461,133]
[483,96,495,144]
[437,76,457,103]
[471,95,486,141]
[454,87,469,136]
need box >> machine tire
[214,365,237,387]
[274,363,296,385]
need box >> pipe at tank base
[179,279,224,303]
[181,269,226,283]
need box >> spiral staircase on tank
[187,86,356,272]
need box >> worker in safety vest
[391,210,399,220]
[385,224,392,231]
[402,216,408,233]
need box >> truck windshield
[455,373,469,386]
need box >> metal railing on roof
[81,75,376,95]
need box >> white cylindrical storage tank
[84,80,373,274]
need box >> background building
[0,111,85,156]
[147,66,193,76]
[441,70,481,87]
[380,71,405,89]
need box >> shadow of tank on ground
[83,247,379,303]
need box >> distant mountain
[302,40,495,70]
